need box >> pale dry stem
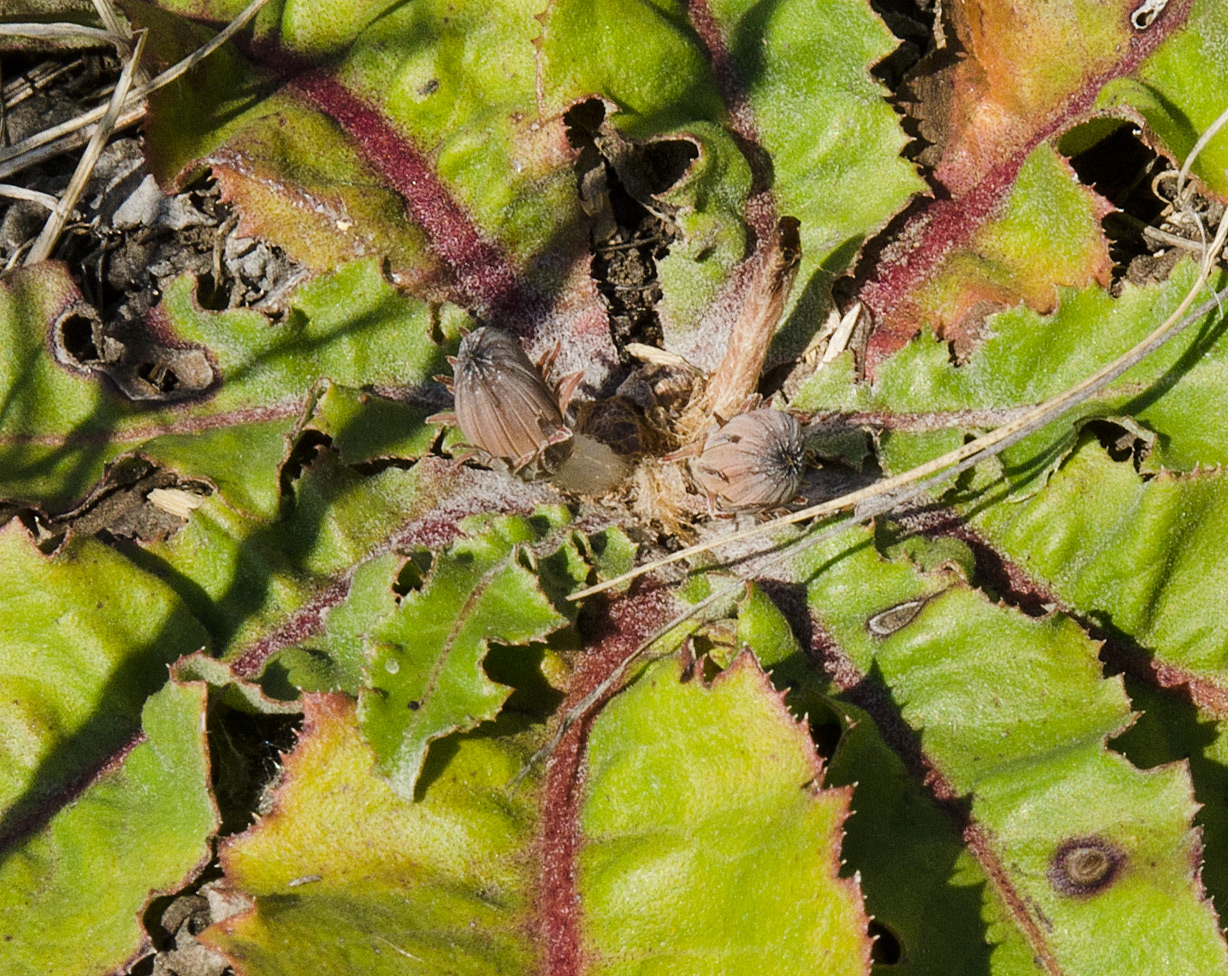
[676,216,801,440]
[24,30,146,265]
[0,0,272,183]
[0,23,128,47]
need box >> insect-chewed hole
[564,97,606,147]
[1060,121,1177,288]
[634,138,698,196]
[1048,836,1124,896]
[195,270,230,311]
[56,311,101,364]
[1062,121,1166,223]
[394,549,434,595]
[563,97,691,358]
[869,919,904,965]
[137,361,181,394]
[1081,418,1154,470]
[280,429,334,490]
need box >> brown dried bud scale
[453,326,572,469]
[693,408,805,510]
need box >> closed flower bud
[693,408,805,510]
[452,326,572,470]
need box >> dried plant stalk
[24,30,146,265]
[0,0,272,182]
[677,216,801,439]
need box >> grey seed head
[693,408,805,510]
[452,326,572,469]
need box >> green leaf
[0,260,457,518]
[853,0,1226,368]
[133,0,920,391]
[0,679,217,976]
[798,254,1228,717]
[896,144,1112,358]
[1107,0,1228,195]
[972,434,1228,681]
[9,0,1228,966]
[204,694,545,976]
[204,654,869,976]
[821,696,1000,974]
[797,261,1228,476]
[578,652,869,975]
[260,551,404,698]
[359,509,585,797]
[538,0,921,356]
[0,521,208,819]
[132,449,556,666]
[788,526,1227,974]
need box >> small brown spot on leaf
[1048,837,1124,896]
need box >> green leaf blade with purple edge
[360,508,585,798]
[136,452,559,669]
[0,521,209,825]
[577,652,870,976]
[852,0,1213,370]
[133,0,617,390]
[537,0,923,364]
[798,254,1228,756]
[202,693,546,976]
[0,679,217,976]
[784,524,1227,974]
[203,654,870,975]
[0,259,457,518]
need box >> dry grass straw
[0,23,127,46]
[0,0,272,183]
[23,30,145,265]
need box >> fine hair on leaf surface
[6,2,1228,975]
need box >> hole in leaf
[280,429,334,490]
[483,643,566,719]
[1080,418,1154,470]
[56,311,101,364]
[195,269,229,311]
[393,549,434,595]
[564,98,606,147]
[141,863,222,951]
[137,360,181,395]
[1062,121,1165,221]
[1060,122,1222,292]
[635,139,699,196]
[564,98,687,360]
[868,918,904,965]
[1048,836,1124,896]
[49,460,212,547]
